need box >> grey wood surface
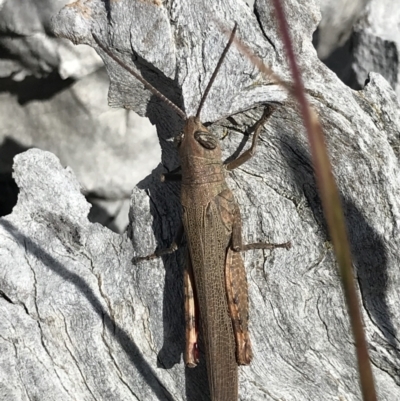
[1,0,399,400]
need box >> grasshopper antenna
[92,33,187,120]
[195,23,237,118]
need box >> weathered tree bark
[1,1,399,400]
[352,0,400,97]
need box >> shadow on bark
[278,133,400,369]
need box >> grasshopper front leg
[225,104,276,171]
[226,104,291,252]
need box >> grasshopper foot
[132,242,180,264]
[237,240,292,252]
[132,253,158,264]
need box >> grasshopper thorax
[175,116,225,190]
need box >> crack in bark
[316,294,335,349]
[81,250,117,332]
[253,4,277,54]
[0,290,14,304]
[239,167,300,211]
[368,347,400,385]
[21,241,75,399]
[302,246,329,276]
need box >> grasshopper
[94,24,290,401]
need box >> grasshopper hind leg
[226,202,291,365]
[225,248,253,365]
[184,253,200,367]
[218,191,253,365]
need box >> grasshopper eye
[194,131,218,150]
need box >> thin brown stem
[270,1,377,400]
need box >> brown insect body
[179,117,241,400]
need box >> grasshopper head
[175,116,222,160]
